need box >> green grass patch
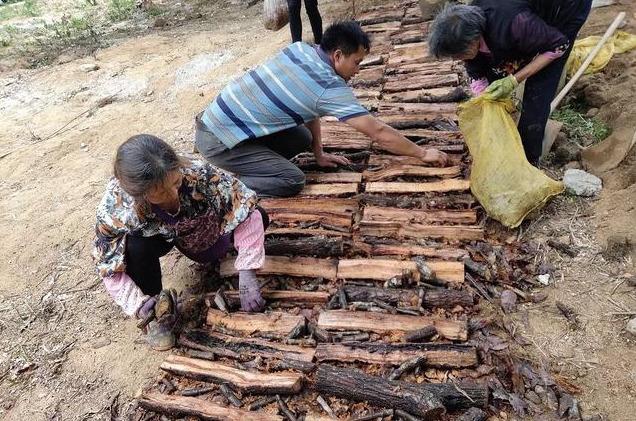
[107,0,135,22]
[0,0,40,21]
[552,105,611,146]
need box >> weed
[552,105,611,147]
[146,5,166,17]
[0,0,39,21]
[107,0,135,22]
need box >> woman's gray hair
[428,2,486,58]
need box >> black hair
[428,3,486,58]
[320,20,371,55]
[113,134,186,203]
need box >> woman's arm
[513,51,560,83]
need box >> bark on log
[260,197,356,230]
[384,74,459,92]
[379,113,459,128]
[315,341,478,368]
[299,183,359,197]
[378,102,457,115]
[362,205,476,225]
[221,290,330,308]
[351,66,385,87]
[265,236,346,258]
[317,310,468,341]
[206,309,307,338]
[360,54,385,67]
[361,192,475,210]
[342,285,474,309]
[404,326,438,343]
[362,165,462,181]
[337,259,464,285]
[361,21,402,33]
[357,10,404,25]
[365,180,470,194]
[315,365,488,417]
[321,123,373,150]
[266,227,352,238]
[359,220,484,242]
[304,172,363,184]
[179,329,315,362]
[160,355,304,395]
[139,392,283,421]
[353,241,468,260]
[383,87,468,103]
[368,154,463,168]
[400,128,463,142]
[220,256,338,280]
[386,61,455,75]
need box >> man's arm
[345,114,448,166]
[305,118,350,168]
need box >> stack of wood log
[134,2,585,420]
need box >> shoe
[145,314,176,351]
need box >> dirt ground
[0,0,634,420]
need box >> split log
[265,236,347,257]
[357,10,404,25]
[354,241,468,260]
[206,309,307,337]
[222,290,330,308]
[385,61,455,75]
[399,128,463,142]
[379,113,459,128]
[317,310,468,341]
[266,227,352,237]
[404,326,438,343]
[182,329,319,361]
[378,102,458,115]
[391,29,426,45]
[316,365,488,417]
[160,355,303,395]
[383,74,459,93]
[321,123,373,150]
[260,197,356,230]
[362,165,461,181]
[365,180,469,194]
[360,54,385,67]
[342,285,474,309]
[392,42,428,52]
[337,258,464,285]
[138,392,282,421]
[368,154,463,168]
[220,256,338,279]
[361,21,402,33]
[299,183,358,197]
[351,66,385,87]
[315,342,478,368]
[353,88,382,100]
[361,192,475,210]
[362,205,476,225]
[304,172,363,184]
[383,87,468,103]
[359,220,484,242]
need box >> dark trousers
[196,121,313,198]
[518,0,592,164]
[125,208,269,296]
[287,0,323,44]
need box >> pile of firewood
[132,2,585,420]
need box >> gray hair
[428,2,486,58]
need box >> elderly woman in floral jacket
[93,134,267,350]
[428,0,592,165]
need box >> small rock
[91,337,111,349]
[500,290,517,313]
[564,160,581,170]
[153,17,168,28]
[80,63,100,72]
[80,142,88,149]
[627,275,636,287]
[586,107,599,118]
[626,318,636,336]
[538,274,550,285]
[563,169,602,197]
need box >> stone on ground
[563,169,602,196]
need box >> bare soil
[0,0,634,420]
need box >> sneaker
[145,314,176,351]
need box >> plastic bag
[263,0,289,31]
[566,31,636,77]
[458,96,564,228]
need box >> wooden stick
[388,355,427,380]
[248,396,278,411]
[316,395,337,418]
[220,256,338,280]
[305,172,363,183]
[299,183,359,197]
[178,386,215,397]
[206,309,307,338]
[365,180,470,194]
[343,285,474,309]
[362,205,476,225]
[160,355,303,395]
[362,165,462,182]
[276,395,297,421]
[221,290,331,309]
[404,326,438,342]
[220,383,243,407]
[358,220,484,242]
[337,259,464,285]
[352,409,395,421]
[551,12,626,113]
[139,392,283,421]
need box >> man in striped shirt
[195,21,448,197]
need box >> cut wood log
[179,329,316,362]
[222,290,330,308]
[342,285,474,309]
[404,326,438,343]
[139,392,283,421]
[384,74,459,93]
[160,355,303,395]
[368,154,463,168]
[361,192,475,210]
[337,258,464,285]
[353,88,382,100]
[351,66,385,87]
[360,54,385,67]
[365,180,470,194]
[315,342,478,368]
[362,165,461,181]
[206,309,307,337]
[383,87,468,103]
[260,197,356,230]
[220,256,338,280]
[385,61,455,75]
[265,236,347,258]
[378,102,458,115]
[299,183,358,197]
[379,113,459,128]
[316,365,488,417]
[266,227,352,238]
[357,9,404,25]
[320,123,373,150]
[317,310,468,341]
[359,220,484,242]
[399,128,463,142]
[354,241,468,260]
[304,172,363,184]
[362,205,476,225]
[361,21,402,33]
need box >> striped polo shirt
[201,42,369,149]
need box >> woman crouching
[93,134,267,350]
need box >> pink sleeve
[103,272,148,316]
[233,210,265,271]
[470,78,489,96]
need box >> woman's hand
[485,75,518,100]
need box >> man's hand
[419,148,449,166]
[485,75,518,100]
[315,152,351,168]
[239,269,265,312]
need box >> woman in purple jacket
[428,0,593,165]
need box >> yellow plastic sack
[566,31,636,77]
[458,96,564,228]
